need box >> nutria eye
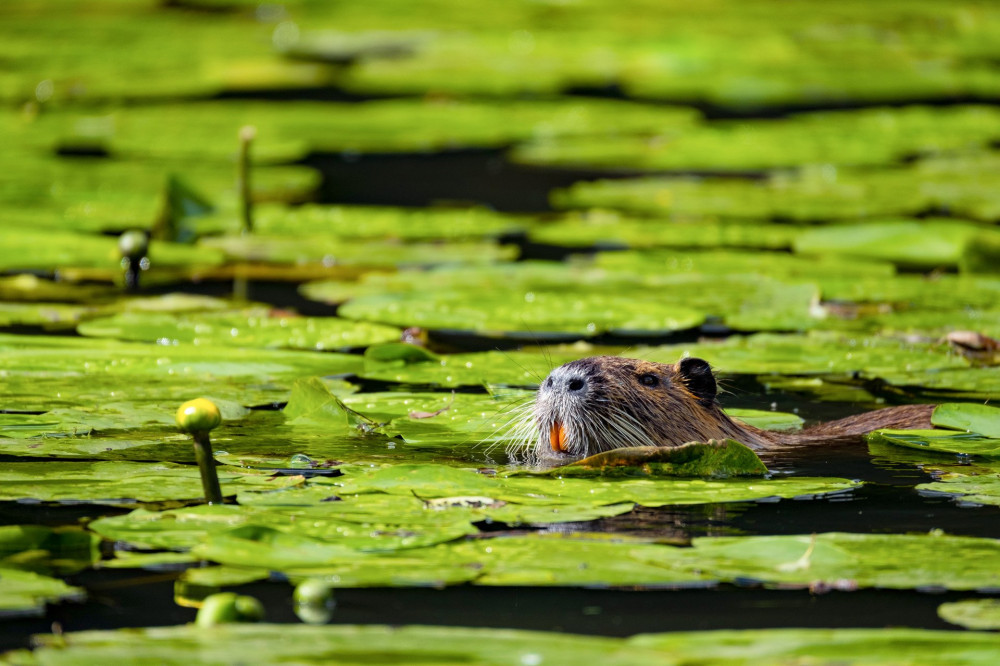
[638,373,659,387]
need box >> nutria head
[519,355,765,462]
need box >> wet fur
[514,356,934,462]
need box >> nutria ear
[677,357,717,405]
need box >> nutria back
[524,355,933,461]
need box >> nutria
[520,356,934,461]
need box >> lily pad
[42,98,698,162]
[331,463,857,509]
[939,599,1000,630]
[254,204,527,242]
[515,106,1000,171]
[0,525,100,574]
[868,429,1000,459]
[641,331,964,377]
[727,409,804,432]
[339,290,706,337]
[78,311,402,351]
[0,567,85,618]
[201,235,517,267]
[528,212,799,251]
[0,333,363,412]
[0,461,306,506]
[554,440,768,478]
[0,227,223,273]
[553,154,1000,224]
[793,220,998,270]
[932,403,1000,438]
[13,623,672,665]
[14,623,1000,665]
[630,627,1000,663]
[663,532,1000,591]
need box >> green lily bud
[176,398,222,433]
[196,592,265,627]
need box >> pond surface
[4,2,1000,663]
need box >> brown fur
[531,356,934,460]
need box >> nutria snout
[523,355,934,462]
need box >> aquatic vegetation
[4,0,1000,660]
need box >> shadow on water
[0,570,970,652]
[302,148,658,213]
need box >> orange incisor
[550,422,567,452]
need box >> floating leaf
[516,106,1000,171]
[794,220,996,270]
[939,600,1000,630]
[78,311,401,351]
[869,430,1000,459]
[553,440,768,478]
[630,627,1000,663]
[339,289,706,337]
[0,461,305,506]
[0,567,85,617]
[932,403,1000,438]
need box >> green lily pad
[253,204,526,242]
[0,302,94,330]
[78,311,402,351]
[331,463,857,509]
[793,220,997,270]
[315,255,890,334]
[553,440,768,478]
[664,532,1000,590]
[0,461,306,506]
[630,627,1000,663]
[339,290,706,337]
[0,153,320,236]
[201,235,516,267]
[284,377,376,431]
[878,367,1000,401]
[918,473,1000,508]
[528,212,799,251]
[515,106,1000,171]
[14,623,1000,665]
[727,409,804,432]
[553,153,1000,224]
[0,333,363,412]
[41,98,697,162]
[641,331,964,377]
[932,403,1000,438]
[0,525,100,575]
[0,227,223,273]
[869,430,1000,458]
[939,599,1000,630]
[13,623,666,665]
[0,567,85,618]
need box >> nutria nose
[567,378,585,391]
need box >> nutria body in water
[528,356,933,461]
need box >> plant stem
[238,125,255,234]
[192,430,224,504]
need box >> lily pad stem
[176,398,224,505]
[192,430,223,505]
[238,125,255,234]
